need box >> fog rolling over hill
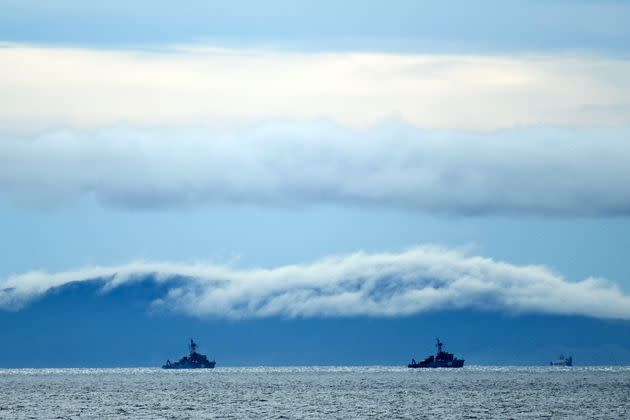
[1,279,629,368]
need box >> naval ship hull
[550,356,572,367]
[162,361,216,369]
[408,360,464,368]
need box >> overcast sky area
[1,0,630,365]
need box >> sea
[0,366,628,419]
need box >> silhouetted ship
[162,339,216,369]
[408,338,465,368]
[550,355,573,366]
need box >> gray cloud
[1,122,629,215]
[1,246,630,320]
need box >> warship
[162,339,216,369]
[550,355,573,366]
[408,338,465,368]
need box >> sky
[1,0,630,366]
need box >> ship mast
[189,338,198,355]
[436,338,443,355]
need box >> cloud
[2,246,630,320]
[1,44,630,131]
[1,122,630,215]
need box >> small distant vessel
[550,355,573,367]
[162,339,216,369]
[408,338,464,368]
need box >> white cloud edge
[2,246,629,320]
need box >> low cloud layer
[2,246,630,320]
[1,122,630,215]
[2,44,630,131]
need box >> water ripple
[0,366,628,419]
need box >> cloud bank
[2,246,630,320]
[2,122,630,215]
[2,44,630,131]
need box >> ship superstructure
[162,339,216,369]
[408,338,465,368]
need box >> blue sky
[2,0,630,53]
[1,0,630,366]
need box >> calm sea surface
[0,366,628,419]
